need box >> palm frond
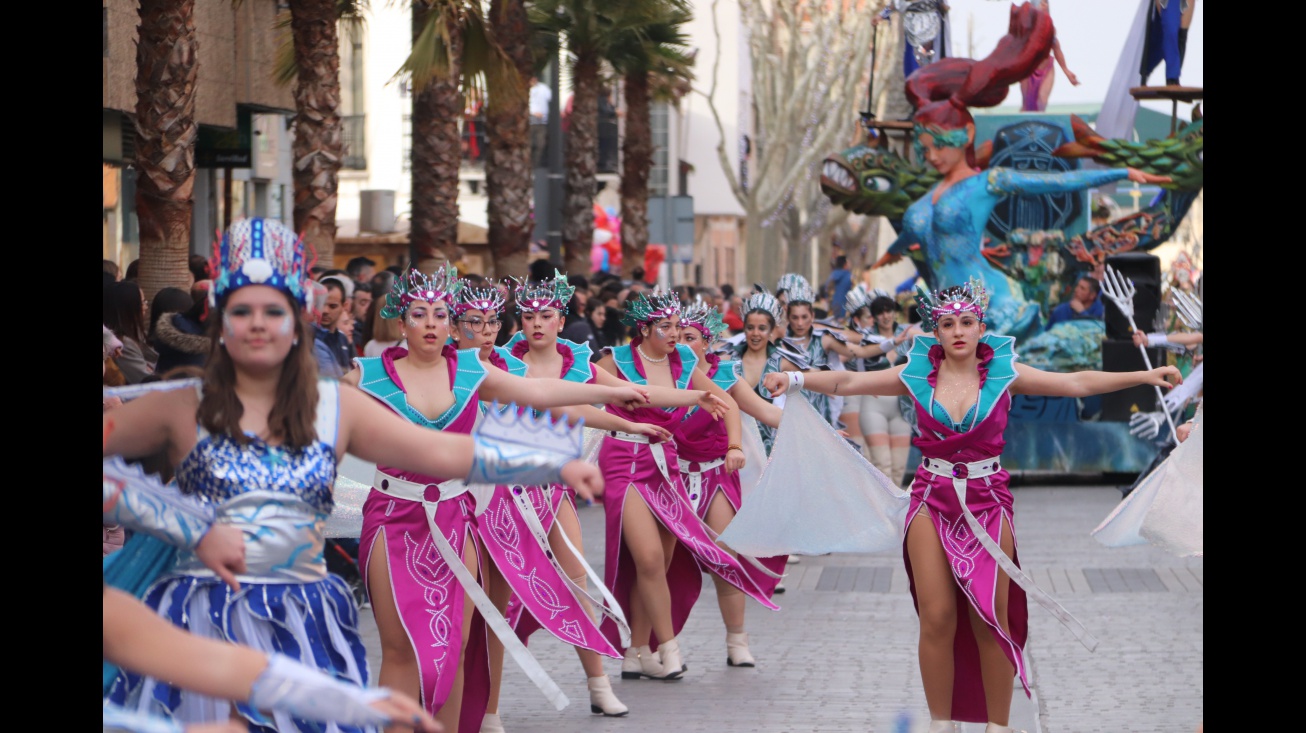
[269,0,370,87]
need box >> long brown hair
[197,290,320,449]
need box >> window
[401,114,412,174]
[339,24,366,169]
[650,101,669,198]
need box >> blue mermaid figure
[881,3,1171,341]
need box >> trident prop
[1171,289,1203,332]
[1101,266,1180,444]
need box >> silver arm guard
[248,653,391,727]
[102,457,215,550]
[465,403,584,487]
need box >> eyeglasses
[458,316,503,333]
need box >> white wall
[679,0,747,218]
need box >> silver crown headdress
[512,269,577,314]
[622,286,682,327]
[681,296,728,340]
[740,292,784,325]
[380,266,463,319]
[915,278,989,331]
[845,285,889,316]
[776,273,816,305]
[455,283,507,315]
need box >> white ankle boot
[725,631,755,667]
[480,712,506,733]
[655,638,685,680]
[984,724,1026,733]
[587,674,629,716]
[927,721,957,733]
[620,645,665,680]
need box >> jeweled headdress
[210,218,311,307]
[380,266,462,319]
[455,282,507,315]
[776,273,815,305]
[741,292,784,325]
[621,287,682,328]
[845,285,880,316]
[513,269,576,314]
[681,296,727,340]
[915,278,989,331]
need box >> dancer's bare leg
[621,488,677,645]
[704,492,745,632]
[482,554,511,716]
[968,514,1017,726]
[550,499,607,678]
[906,510,957,722]
[1037,70,1056,112]
[366,529,422,733]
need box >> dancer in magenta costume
[676,299,788,668]
[343,268,650,733]
[449,276,667,729]
[761,279,1181,733]
[595,288,780,682]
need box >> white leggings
[852,393,912,438]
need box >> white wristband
[788,371,805,389]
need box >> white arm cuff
[788,371,805,390]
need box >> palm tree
[134,0,199,301]
[482,0,533,278]
[285,0,350,267]
[607,2,693,280]
[530,0,672,275]
[403,0,514,273]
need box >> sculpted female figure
[882,2,1170,339]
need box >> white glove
[1161,361,1203,414]
[1128,411,1165,441]
[249,653,392,727]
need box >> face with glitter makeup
[641,315,681,356]
[934,311,985,360]
[402,300,452,356]
[454,307,502,357]
[521,308,562,348]
[678,324,709,361]
[221,285,297,371]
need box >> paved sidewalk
[358,485,1202,733]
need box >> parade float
[820,1,1203,473]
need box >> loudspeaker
[1099,340,1166,421]
[1103,252,1162,341]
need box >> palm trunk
[409,3,464,273]
[484,0,532,278]
[289,0,343,266]
[561,53,600,275]
[619,71,651,281]
[134,0,198,301]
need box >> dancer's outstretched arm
[480,366,650,412]
[1011,363,1181,398]
[762,364,909,399]
[729,380,783,428]
[593,356,729,417]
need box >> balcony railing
[342,114,367,170]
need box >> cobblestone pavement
[358,485,1202,733]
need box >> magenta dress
[472,342,620,659]
[675,354,786,597]
[355,345,491,731]
[901,334,1096,724]
[597,343,779,654]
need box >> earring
[219,336,225,346]
[292,338,299,347]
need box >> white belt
[921,456,1099,652]
[372,471,470,503]
[607,430,651,443]
[677,457,726,513]
[371,471,570,711]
